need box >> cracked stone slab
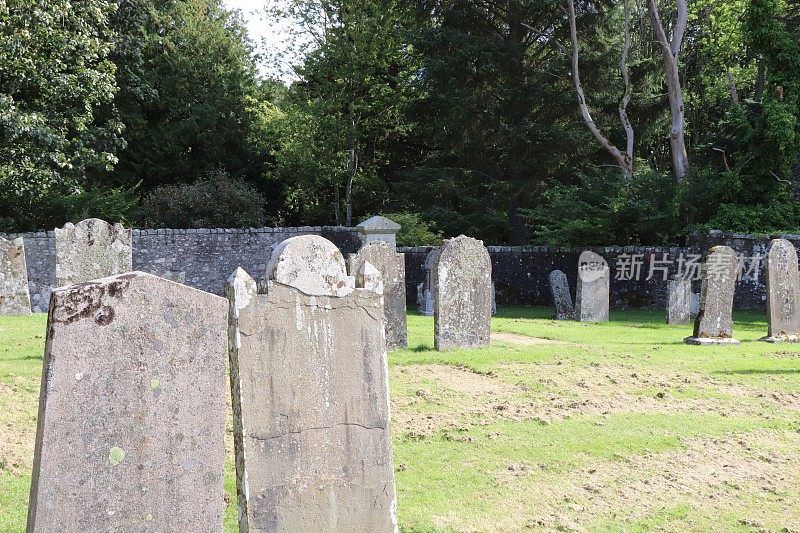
[27,272,228,532]
[349,242,407,350]
[432,235,492,351]
[55,218,132,288]
[226,266,397,533]
[761,239,800,343]
[0,236,31,315]
[266,235,355,297]
[686,245,740,345]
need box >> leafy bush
[381,212,443,246]
[696,202,800,235]
[137,171,266,228]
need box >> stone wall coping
[2,225,358,240]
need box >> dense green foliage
[1,0,798,243]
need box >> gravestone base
[759,334,800,343]
[684,336,741,346]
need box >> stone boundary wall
[5,226,796,312]
[2,226,362,312]
[401,231,800,311]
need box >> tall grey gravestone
[574,251,610,322]
[55,218,132,288]
[0,236,31,315]
[667,278,692,325]
[227,235,397,533]
[685,246,740,345]
[432,235,492,351]
[548,270,574,320]
[761,239,800,342]
[27,272,228,532]
[349,241,408,350]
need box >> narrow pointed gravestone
[685,246,740,345]
[548,270,574,320]
[761,239,800,342]
[27,272,228,532]
[574,251,610,322]
[349,241,408,350]
[432,235,492,351]
[227,235,397,533]
[666,277,692,325]
[0,236,31,315]
[55,218,132,288]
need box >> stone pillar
[761,238,800,342]
[574,252,610,322]
[357,216,401,246]
[227,235,397,532]
[432,235,492,350]
[548,270,574,320]
[0,236,32,315]
[666,278,692,325]
[685,246,740,345]
[55,218,132,288]
[349,241,408,350]
[27,272,228,532]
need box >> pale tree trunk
[567,0,634,180]
[648,0,689,181]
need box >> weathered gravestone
[27,272,228,532]
[666,278,692,325]
[432,235,492,351]
[0,236,31,315]
[227,235,397,533]
[55,218,132,288]
[685,246,741,345]
[548,270,574,320]
[349,241,408,350]
[574,251,610,322]
[761,238,800,342]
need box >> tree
[647,0,690,181]
[268,0,417,226]
[0,0,123,196]
[567,0,634,180]
[108,0,262,190]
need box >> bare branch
[567,0,632,179]
[671,0,688,58]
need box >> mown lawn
[2,308,799,531]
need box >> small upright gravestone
[548,270,574,320]
[0,236,31,315]
[27,272,228,532]
[667,277,692,325]
[761,238,800,342]
[432,235,492,351]
[574,251,610,322]
[685,246,740,345]
[417,248,441,316]
[55,218,132,288]
[227,235,397,533]
[349,241,408,350]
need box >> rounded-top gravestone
[266,234,355,297]
[432,235,492,351]
[762,238,800,343]
[54,218,132,288]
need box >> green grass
[2,308,800,531]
